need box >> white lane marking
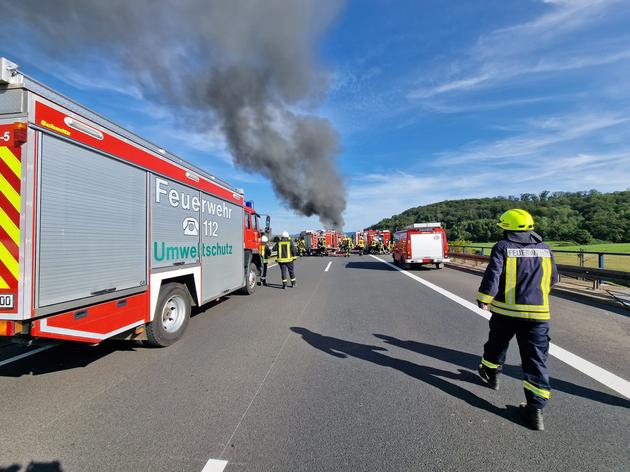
[370,255,630,399]
[201,459,228,472]
[324,261,332,272]
[269,263,278,268]
[0,344,57,368]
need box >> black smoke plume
[4,0,347,228]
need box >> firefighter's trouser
[261,262,268,284]
[279,261,295,286]
[482,314,551,408]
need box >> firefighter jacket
[274,239,297,263]
[477,231,558,320]
[260,243,271,263]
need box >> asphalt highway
[1,255,629,472]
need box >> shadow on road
[374,334,630,409]
[0,461,63,471]
[344,261,397,271]
[0,341,138,378]
[290,327,520,424]
[264,283,294,290]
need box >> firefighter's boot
[519,402,544,431]
[478,364,499,390]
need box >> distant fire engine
[392,223,450,269]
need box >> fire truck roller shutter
[38,134,147,308]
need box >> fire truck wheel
[240,263,259,295]
[146,283,191,347]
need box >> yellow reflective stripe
[481,358,500,369]
[491,299,549,312]
[523,380,550,399]
[278,242,291,262]
[477,292,494,303]
[489,305,550,320]
[0,207,19,245]
[0,242,18,279]
[0,274,8,289]
[0,147,22,178]
[505,257,516,305]
[505,256,516,305]
[541,257,551,309]
[0,173,20,212]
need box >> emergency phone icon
[183,217,199,236]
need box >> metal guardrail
[450,245,629,269]
[448,247,630,288]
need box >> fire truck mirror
[265,216,271,233]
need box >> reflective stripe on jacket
[477,235,558,320]
[260,244,269,263]
[276,241,296,263]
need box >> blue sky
[2,0,630,233]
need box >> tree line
[368,190,630,244]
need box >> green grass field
[450,241,630,271]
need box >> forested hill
[368,190,630,243]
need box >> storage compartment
[37,134,147,307]
[410,233,443,260]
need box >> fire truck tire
[239,263,258,295]
[146,283,191,347]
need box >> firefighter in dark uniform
[477,209,558,430]
[274,231,297,289]
[259,235,271,286]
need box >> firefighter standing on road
[260,235,271,286]
[357,238,365,255]
[274,231,298,289]
[476,209,558,431]
[343,237,352,257]
[297,238,306,256]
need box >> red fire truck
[392,223,449,269]
[300,230,318,255]
[0,58,269,347]
[324,230,340,254]
[381,230,391,247]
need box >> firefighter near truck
[0,58,270,347]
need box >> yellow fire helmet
[497,209,535,231]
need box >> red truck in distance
[392,223,450,269]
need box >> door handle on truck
[90,287,116,296]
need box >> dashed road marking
[0,344,57,368]
[324,261,332,272]
[370,255,630,399]
[201,459,228,472]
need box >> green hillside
[369,190,630,244]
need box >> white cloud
[408,0,628,99]
[439,111,630,164]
